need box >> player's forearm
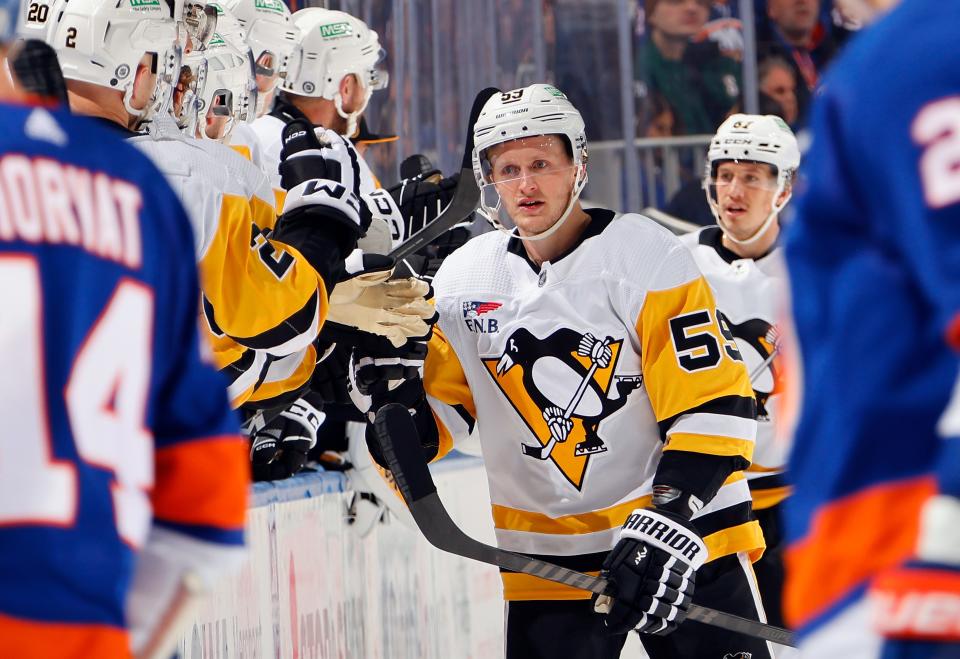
[652,450,750,518]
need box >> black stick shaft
[373,403,796,648]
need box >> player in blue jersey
[783,0,960,656]
[0,3,249,657]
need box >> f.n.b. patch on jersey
[463,301,502,333]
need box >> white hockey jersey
[228,121,267,176]
[683,227,790,510]
[249,110,379,203]
[129,116,325,406]
[189,132,319,407]
[425,209,763,601]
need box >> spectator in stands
[758,55,799,126]
[757,0,842,124]
[636,91,677,208]
[697,0,744,61]
[637,90,676,138]
[635,0,741,135]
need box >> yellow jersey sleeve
[423,325,477,460]
[636,274,757,462]
[199,191,327,357]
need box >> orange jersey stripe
[784,474,936,628]
[153,435,250,529]
[871,567,960,641]
[0,613,130,658]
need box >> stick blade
[373,403,438,502]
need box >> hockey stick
[388,87,500,261]
[373,403,797,648]
[136,572,206,659]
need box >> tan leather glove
[327,251,436,347]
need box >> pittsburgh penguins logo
[722,315,782,420]
[481,327,642,490]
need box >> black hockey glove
[386,171,459,243]
[346,336,436,468]
[274,120,371,266]
[595,506,707,636]
[250,396,324,481]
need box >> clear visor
[173,61,203,130]
[707,170,780,192]
[183,4,218,52]
[479,135,576,187]
[706,160,780,193]
[478,136,581,232]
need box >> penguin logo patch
[482,327,643,490]
[722,314,782,420]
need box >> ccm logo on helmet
[623,512,702,563]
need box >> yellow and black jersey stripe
[746,466,792,510]
[423,325,476,460]
[637,275,758,463]
[198,192,327,359]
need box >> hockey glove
[277,120,370,260]
[250,397,325,481]
[869,495,960,650]
[327,250,437,347]
[386,171,459,243]
[346,337,433,468]
[595,507,707,635]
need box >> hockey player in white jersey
[41,0,330,407]
[682,113,801,632]
[42,0,432,425]
[353,84,772,658]
[250,7,385,195]
[215,0,298,177]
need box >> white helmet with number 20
[472,83,588,242]
[704,113,800,245]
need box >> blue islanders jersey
[0,104,248,658]
[782,0,960,638]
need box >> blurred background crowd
[314,0,859,223]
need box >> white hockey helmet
[46,0,184,123]
[185,13,257,140]
[216,0,297,82]
[703,113,800,245]
[282,8,387,135]
[472,84,588,241]
[18,0,61,43]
